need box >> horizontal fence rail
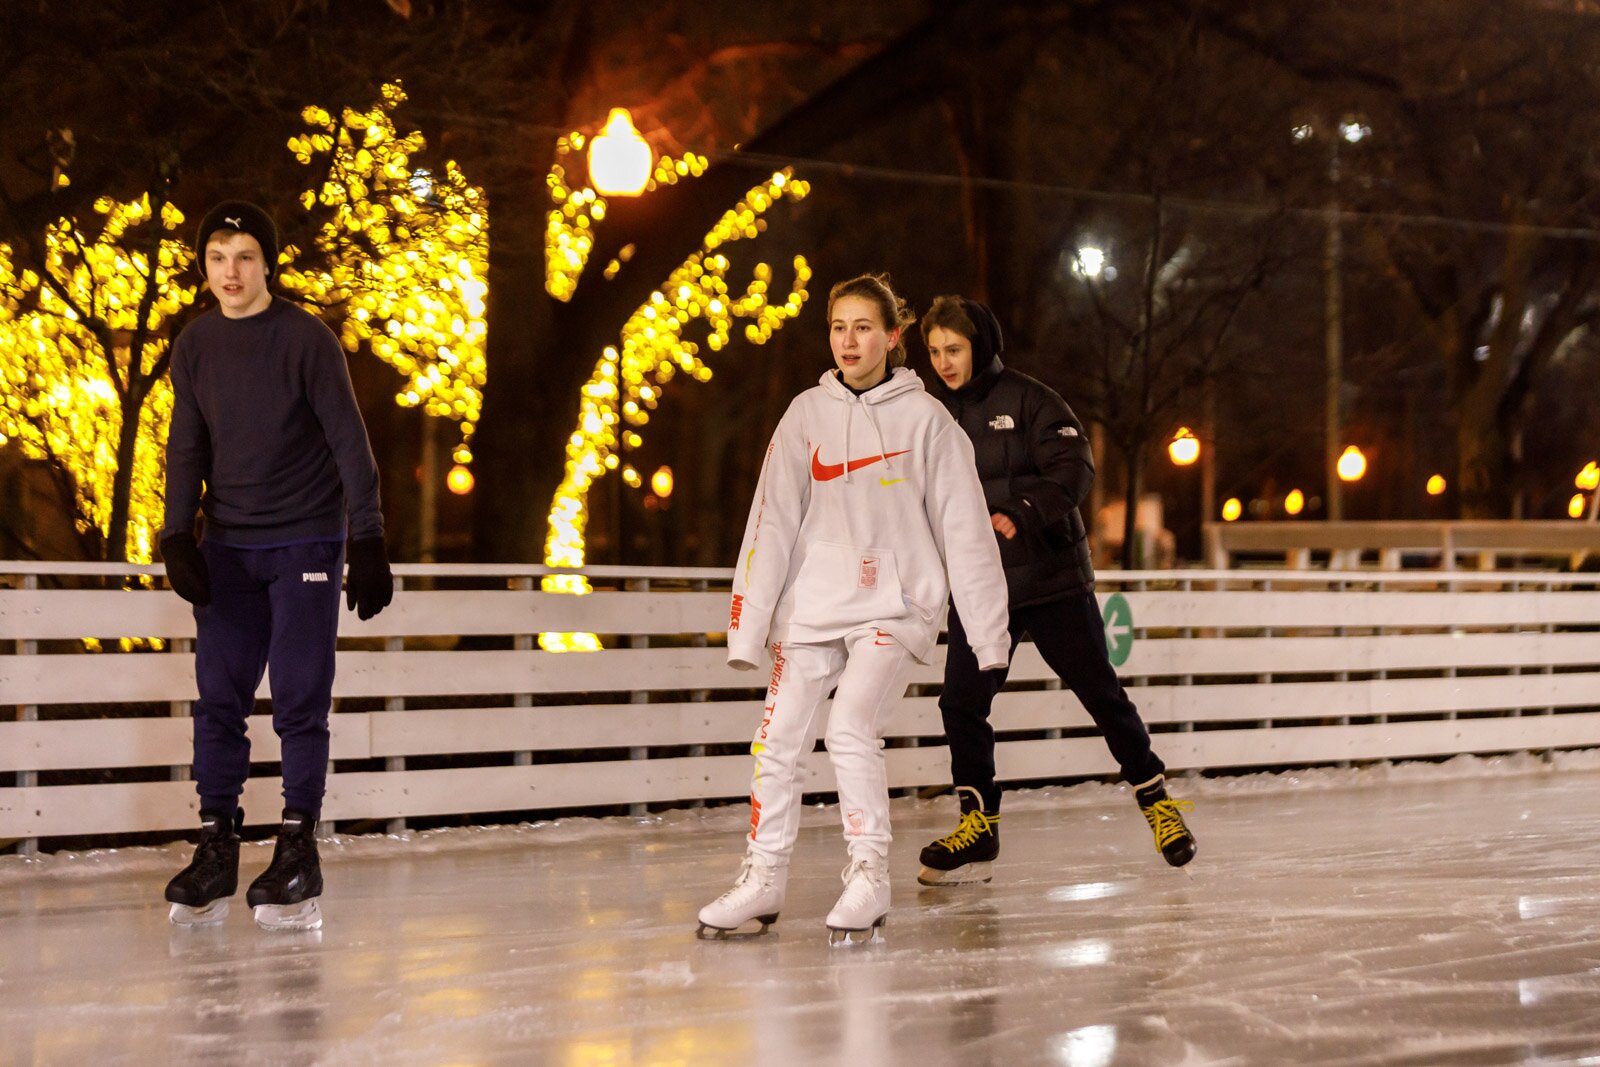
[3,562,1599,851]
[1204,519,1600,571]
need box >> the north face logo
[302,572,329,582]
[989,414,1015,430]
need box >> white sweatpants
[745,627,915,866]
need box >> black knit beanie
[195,200,279,279]
[959,297,1005,370]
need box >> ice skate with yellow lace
[1134,775,1197,868]
[917,786,1000,886]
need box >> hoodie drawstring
[862,399,893,473]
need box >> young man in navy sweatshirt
[160,201,392,931]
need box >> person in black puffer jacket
[914,295,1197,885]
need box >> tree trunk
[1120,446,1143,571]
[106,384,144,563]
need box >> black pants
[193,540,345,819]
[941,592,1164,811]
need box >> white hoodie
[727,367,1011,671]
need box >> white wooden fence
[1204,519,1600,571]
[4,562,1599,853]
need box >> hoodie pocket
[791,541,905,630]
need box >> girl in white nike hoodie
[698,273,1011,943]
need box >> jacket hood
[818,365,925,404]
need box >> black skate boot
[917,786,999,886]
[1134,776,1196,868]
[246,809,324,931]
[165,809,243,926]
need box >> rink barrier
[3,563,1600,851]
[1203,519,1600,571]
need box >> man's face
[926,326,974,389]
[205,231,271,318]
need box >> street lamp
[446,463,474,495]
[1336,445,1367,482]
[1285,488,1306,516]
[1578,461,1599,521]
[1167,426,1200,466]
[1071,245,1115,280]
[589,108,652,196]
[651,465,674,499]
[1426,473,1447,496]
[1221,497,1242,522]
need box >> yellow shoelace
[934,808,998,852]
[1142,797,1195,850]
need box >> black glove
[159,533,211,606]
[345,536,393,620]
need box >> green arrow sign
[1101,592,1134,667]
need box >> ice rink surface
[6,755,1600,1066]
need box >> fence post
[14,574,39,856]
[383,572,406,835]
[628,576,650,818]
[688,579,709,808]
[513,575,535,768]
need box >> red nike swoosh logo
[811,447,911,481]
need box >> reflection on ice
[1045,881,1125,903]
[1054,1023,1117,1067]
[1040,939,1112,968]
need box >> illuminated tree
[0,189,194,563]
[278,82,488,471]
[539,132,812,649]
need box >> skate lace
[1141,797,1195,849]
[838,860,886,907]
[714,857,770,905]
[933,808,996,853]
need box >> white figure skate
[826,857,889,946]
[697,853,787,940]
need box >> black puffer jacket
[931,305,1095,607]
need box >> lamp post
[1296,116,1369,521]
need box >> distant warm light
[1285,488,1305,516]
[1570,494,1587,519]
[1426,473,1446,496]
[588,108,651,196]
[1167,426,1200,466]
[651,465,673,499]
[1337,445,1367,482]
[1578,462,1600,492]
[1221,498,1242,522]
[446,463,474,495]
[1291,124,1314,143]
[1339,118,1371,143]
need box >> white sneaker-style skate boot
[826,856,890,946]
[696,853,787,939]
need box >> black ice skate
[246,809,324,931]
[1134,775,1197,868]
[165,809,243,926]
[917,786,999,886]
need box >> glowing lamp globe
[1285,489,1305,516]
[1570,493,1587,520]
[1578,462,1600,492]
[589,109,651,196]
[1221,497,1242,522]
[446,463,475,495]
[1167,427,1200,466]
[651,465,674,499]
[1336,445,1367,482]
[1426,474,1446,496]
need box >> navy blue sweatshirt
[161,297,384,546]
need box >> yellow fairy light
[278,81,487,469]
